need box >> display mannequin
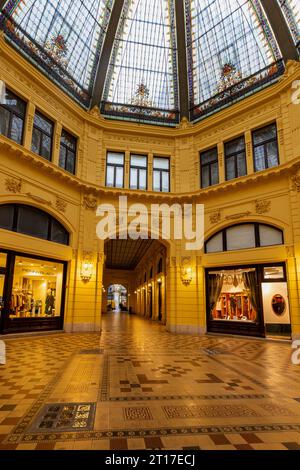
[45,289,55,316]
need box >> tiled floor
[1,313,300,450]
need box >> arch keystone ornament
[83,194,98,210]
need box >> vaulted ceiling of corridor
[0,0,299,125]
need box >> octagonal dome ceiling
[0,0,299,125]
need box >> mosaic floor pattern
[1,313,300,450]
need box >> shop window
[225,136,247,181]
[59,129,77,174]
[0,204,69,246]
[252,123,279,172]
[0,88,26,145]
[205,223,283,253]
[153,157,170,192]
[130,155,147,190]
[31,110,54,161]
[9,256,64,320]
[0,252,7,268]
[106,152,124,188]
[200,147,219,188]
[208,268,259,323]
[263,266,285,280]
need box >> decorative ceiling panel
[105,239,154,270]
[278,0,300,47]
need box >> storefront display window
[9,256,64,320]
[208,268,258,323]
[0,253,7,268]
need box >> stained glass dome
[0,0,299,125]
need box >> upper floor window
[106,152,124,188]
[225,136,247,181]
[252,123,279,172]
[130,155,147,190]
[0,204,69,245]
[153,157,170,192]
[59,129,77,175]
[200,147,219,188]
[0,88,26,145]
[205,223,283,254]
[31,111,54,161]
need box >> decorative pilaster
[53,122,62,167]
[245,130,254,174]
[24,101,35,150]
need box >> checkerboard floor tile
[1,313,300,450]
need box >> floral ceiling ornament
[255,199,271,214]
[5,177,22,193]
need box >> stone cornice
[1,136,299,203]
[1,36,300,140]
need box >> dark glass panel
[0,205,14,230]
[17,206,49,240]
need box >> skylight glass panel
[102,0,179,119]
[0,0,112,103]
[185,0,282,118]
[278,0,300,46]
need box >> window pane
[61,130,76,150]
[263,266,284,280]
[0,205,14,230]
[59,146,67,169]
[226,225,256,251]
[201,148,217,165]
[253,124,277,145]
[107,152,124,165]
[66,150,75,174]
[211,162,219,185]
[139,169,147,190]
[51,220,69,245]
[31,128,41,154]
[254,146,266,171]
[259,225,283,247]
[4,90,26,116]
[225,137,245,155]
[237,152,247,177]
[0,107,10,137]
[162,171,169,192]
[153,171,161,191]
[0,252,7,268]
[17,206,49,239]
[226,156,236,180]
[115,167,124,188]
[266,141,279,168]
[106,166,114,187]
[11,115,23,144]
[201,165,210,188]
[34,112,53,135]
[131,155,147,167]
[130,168,138,188]
[153,158,169,170]
[41,134,51,160]
[206,232,223,253]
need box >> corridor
[1,313,300,450]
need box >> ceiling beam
[175,0,189,120]
[260,0,298,62]
[91,0,124,108]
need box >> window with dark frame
[0,204,69,246]
[130,155,147,190]
[59,129,77,174]
[153,157,170,192]
[252,123,279,172]
[0,88,26,145]
[200,147,219,188]
[106,152,124,188]
[225,136,247,181]
[31,110,54,161]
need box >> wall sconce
[80,254,93,283]
[157,277,162,284]
[181,267,192,286]
[134,291,137,295]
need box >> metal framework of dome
[0,0,299,126]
